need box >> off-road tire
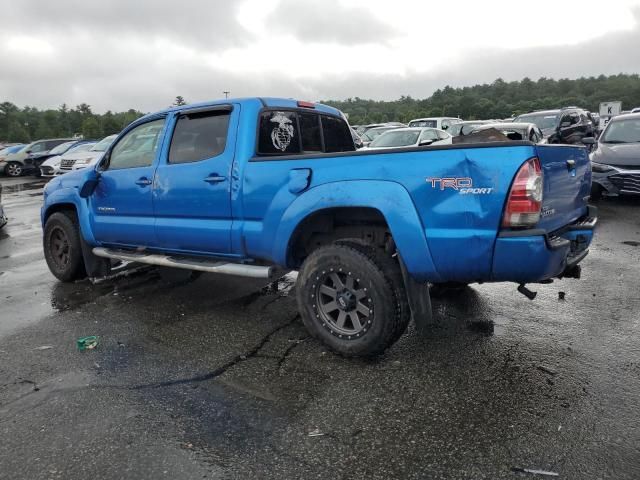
[4,162,23,177]
[296,244,403,357]
[43,211,86,282]
[335,240,411,345]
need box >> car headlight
[592,162,614,173]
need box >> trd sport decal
[426,177,494,195]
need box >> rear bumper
[492,207,597,283]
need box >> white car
[363,127,452,150]
[40,142,96,177]
[59,134,117,173]
[407,117,462,131]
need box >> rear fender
[272,180,442,282]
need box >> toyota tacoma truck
[41,97,597,356]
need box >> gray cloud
[267,0,398,45]
[0,2,638,112]
[1,0,248,50]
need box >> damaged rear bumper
[491,206,597,283]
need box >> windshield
[49,141,76,155]
[408,120,437,128]
[369,130,420,148]
[514,113,558,130]
[91,135,117,152]
[67,142,95,153]
[601,119,640,143]
[363,128,396,142]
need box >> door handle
[204,175,226,184]
[135,177,152,186]
[566,159,576,170]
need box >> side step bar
[92,247,274,279]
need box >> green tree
[81,117,102,139]
[173,96,187,106]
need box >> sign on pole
[598,101,622,130]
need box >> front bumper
[593,165,640,196]
[492,207,597,283]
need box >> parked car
[59,134,118,173]
[631,107,640,114]
[407,117,462,131]
[589,113,640,199]
[514,108,594,144]
[447,120,493,137]
[360,126,404,147]
[469,123,545,143]
[1,138,75,177]
[0,144,25,164]
[23,140,94,176]
[356,122,406,135]
[364,127,452,149]
[0,182,6,229]
[41,97,595,357]
[40,142,97,177]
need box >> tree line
[2,74,640,142]
[324,73,640,125]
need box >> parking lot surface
[1,176,639,479]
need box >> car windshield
[363,128,395,142]
[91,135,117,152]
[49,141,76,155]
[515,113,558,130]
[409,120,437,128]
[369,130,420,148]
[67,142,95,153]
[601,118,640,143]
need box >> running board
[92,248,274,279]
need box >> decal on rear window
[270,112,295,152]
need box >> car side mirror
[581,137,596,145]
[419,139,435,146]
[560,121,571,129]
[79,169,101,198]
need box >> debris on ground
[308,428,325,437]
[34,345,53,350]
[536,365,557,376]
[77,336,99,351]
[558,291,566,300]
[511,467,559,476]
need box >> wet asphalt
[0,176,639,480]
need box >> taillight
[502,157,543,228]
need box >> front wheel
[4,162,23,177]
[296,244,404,357]
[43,212,86,282]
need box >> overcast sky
[1,0,639,112]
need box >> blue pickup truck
[41,97,597,356]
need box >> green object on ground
[77,336,99,351]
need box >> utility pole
[223,91,230,99]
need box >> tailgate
[534,144,592,232]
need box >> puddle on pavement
[1,181,47,194]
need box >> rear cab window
[257,109,355,156]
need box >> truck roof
[137,97,343,123]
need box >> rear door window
[169,110,230,164]
[258,111,300,155]
[321,115,355,153]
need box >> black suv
[514,107,595,144]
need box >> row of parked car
[0,135,117,177]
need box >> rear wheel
[43,212,86,282]
[5,162,22,177]
[296,244,404,357]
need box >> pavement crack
[131,315,301,390]
[277,337,309,370]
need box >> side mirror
[560,121,571,129]
[79,169,101,198]
[419,139,435,146]
[581,137,596,145]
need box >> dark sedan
[590,113,640,198]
